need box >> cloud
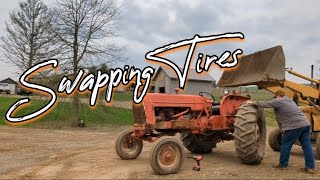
[117,0,320,83]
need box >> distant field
[264,108,277,127]
[212,87,274,101]
[113,92,133,101]
[79,91,133,101]
[0,96,133,129]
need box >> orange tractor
[115,93,266,174]
[114,46,290,175]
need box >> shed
[0,78,17,94]
[152,66,216,94]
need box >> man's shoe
[300,168,316,174]
[272,164,287,170]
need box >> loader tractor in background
[218,45,320,159]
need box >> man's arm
[251,99,281,108]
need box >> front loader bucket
[218,45,285,87]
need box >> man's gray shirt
[253,96,310,132]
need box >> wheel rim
[158,145,178,167]
[122,135,139,155]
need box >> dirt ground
[0,126,319,179]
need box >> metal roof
[0,78,17,84]
[155,66,215,82]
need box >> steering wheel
[199,92,215,102]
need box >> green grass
[0,92,278,130]
[0,97,20,125]
[264,108,277,127]
[0,96,133,129]
[80,91,133,101]
[113,92,133,101]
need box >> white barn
[0,78,17,94]
[153,66,216,94]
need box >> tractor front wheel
[234,103,266,164]
[268,128,282,151]
[115,129,143,160]
[150,137,184,175]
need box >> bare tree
[88,63,111,75]
[1,0,59,72]
[52,0,122,126]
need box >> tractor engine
[132,93,213,128]
[133,92,250,131]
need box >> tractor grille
[132,103,146,125]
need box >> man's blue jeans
[280,125,315,169]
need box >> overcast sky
[0,0,319,84]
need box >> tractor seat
[212,102,220,106]
[212,105,220,115]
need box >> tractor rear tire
[234,103,266,164]
[268,128,282,151]
[150,137,184,175]
[180,132,216,154]
[115,129,143,160]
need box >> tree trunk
[70,64,80,127]
[71,26,80,127]
[70,56,80,126]
[71,91,80,127]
